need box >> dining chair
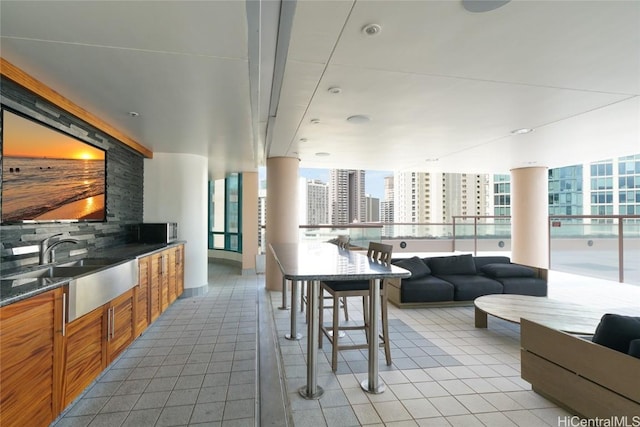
[301,235,351,322]
[318,241,393,371]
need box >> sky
[4,109,104,160]
[259,167,392,200]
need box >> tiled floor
[53,263,640,427]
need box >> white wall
[144,153,208,295]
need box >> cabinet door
[0,289,60,427]
[106,289,134,363]
[61,306,105,408]
[135,256,150,336]
[159,251,169,312]
[149,253,161,322]
[168,248,178,304]
[176,244,185,297]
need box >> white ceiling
[1,0,638,179]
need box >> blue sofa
[387,254,547,306]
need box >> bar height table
[269,242,411,399]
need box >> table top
[474,294,609,335]
[269,242,412,281]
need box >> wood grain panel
[62,307,105,407]
[149,254,161,322]
[176,245,185,297]
[168,248,178,304]
[522,350,640,417]
[0,290,57,427]
[107,290,134,362]
[135,257,150,336]
[0,58,152,158]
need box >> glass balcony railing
[286,215,640,285]
[549,215,640,284]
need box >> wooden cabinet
[106,289,134,363]
[0,289,62,427]
[134,256,150,337]
[1,244,186,426]
[61,305,105,408]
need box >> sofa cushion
[428,254,476,275]
[401,276,454,303]
[474,256,511,270]
[481,263,536,278]
[498,277,548,296]
[393,257,431,280]
[437,275,503,301]
[592,314,640,354]
[629,339,640,359]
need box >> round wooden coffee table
[474,294,605,335]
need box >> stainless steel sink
[59,258,127,267]
[67,259,138,321]
[2,258,138,322]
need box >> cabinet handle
[106,307,111,341]
[62,293,67,337]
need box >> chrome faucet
[39,233,79,265]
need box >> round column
[265,157,299,290]
[511,166,549,269]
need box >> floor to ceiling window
[209,173,243,252]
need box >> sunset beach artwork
[1,109,106,223]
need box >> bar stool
[319,242,393,371]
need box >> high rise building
[381,175,394,223]
[299,178,329,225]
[329,169,366,224]
[365,195,380,222]
[493,154,640,222]
[394,172,490,223]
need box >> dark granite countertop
[0,241,185,307]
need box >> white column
[511,166,549,269]
[265,157,299,291]
[144,153,209,296]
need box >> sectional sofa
[387,254,547,307]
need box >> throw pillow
[428,254,476,275]
[629,339,640,359]
[393,256,431,280]
[480,263,535,278]
[592,314,640,354]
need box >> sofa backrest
[426,254,477,275]
[474,256,511,270]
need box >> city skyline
[259,167,392,200]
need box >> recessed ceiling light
[362,23,382,36]
[310,119,320,124]
[328,86,342,94]
[462,0,511,13]
[315,152,330,157]
[128,111,140,117]
[346,115,371,124]
[511,128,534,135]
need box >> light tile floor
[53,263,640,427]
